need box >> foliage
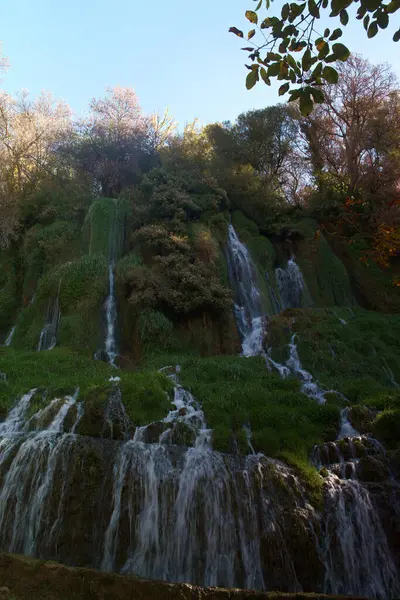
[230,0,399,113]
[137,308,174,352]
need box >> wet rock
[170,421,196,446]
[356,456,391,483]
[138,421,172,444]
[349,405,376,434]
[0,586,11,599]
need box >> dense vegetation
[0,56,399,482]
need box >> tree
[66,87,151,197]
[0,90,71,247]
[300,55,399,195]
[229,0,400,114]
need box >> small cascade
[243,424,256,455]
[103,385,130,440]
[268,335,328,404]
[275,257,310,309]
[4,326,16,347]
[71,402,84,434]
[45,388,79,434]
[0,389,37,436]
[37,293,61,352]
[226,225,265,356]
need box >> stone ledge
[0,553,366,600]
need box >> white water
[275,257,310,309]
[226,225,265,356]
[37,294,61,352]
[4,326,15,347]
[0,389,37,436]
[104,264,118,366]
[268,334,328,404]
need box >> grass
[0,347,172,425]
[178,355,340,457]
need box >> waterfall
[0,372,399,595]
[37,280,62,352]
[314,411,400,598]
[4,326,16,347]
[104,264,118,366]
[275,257,310,310]
[226,225,265,356]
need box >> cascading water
[0,371,399,596]
[104,264,118,366]
[4,326,15,347]
[37,280,62,351]
[268,334,328,404]
[99,200,119,367]
[275,257,310,310]
[226,225,265,356]
[313,409,400,598]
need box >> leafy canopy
[229,0,400,114]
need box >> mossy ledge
[0,554,367,600]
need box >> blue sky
[2,0,399,126]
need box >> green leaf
[329,28,343,40]
[279,82,290,95]
[245,10,258,23]
[318,40,330,58]
[386,0,400,13]
[376,11,389,27]
[267,62,281,76]
[324,28,330,36]
[302,48,313,71]
[340,8,349,24]
[394,28,400,41]
[246,68,259,89]
[248,29,256,39]
[332,42,350,60]
[312,62,323,77]
[229,27,244,37]
[322,65,339,83]
[363,14,370,29]
[289,2,307,17]
[260,67,271,84]
[362,0,381,10]
[267,52,282,60]
[367,21,379,37]
[255,0,263,9]
[241,46,255,51]
[289,88,302,102]
[282,3,290,18]
[308,0,321,17]
[310,87,325,103]
[299,92,314,116]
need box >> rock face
[0,553,368,600]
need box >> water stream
[226,225,265,356]
[275,257,310,309]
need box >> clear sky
[1,0,399,126]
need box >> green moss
[0,249,20,334]
[280,451,324,508]
[12,255,108,353]
[21,221,80,298]
[294,220,355,308]
[372,409,400,451]
[83,197,132,259]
